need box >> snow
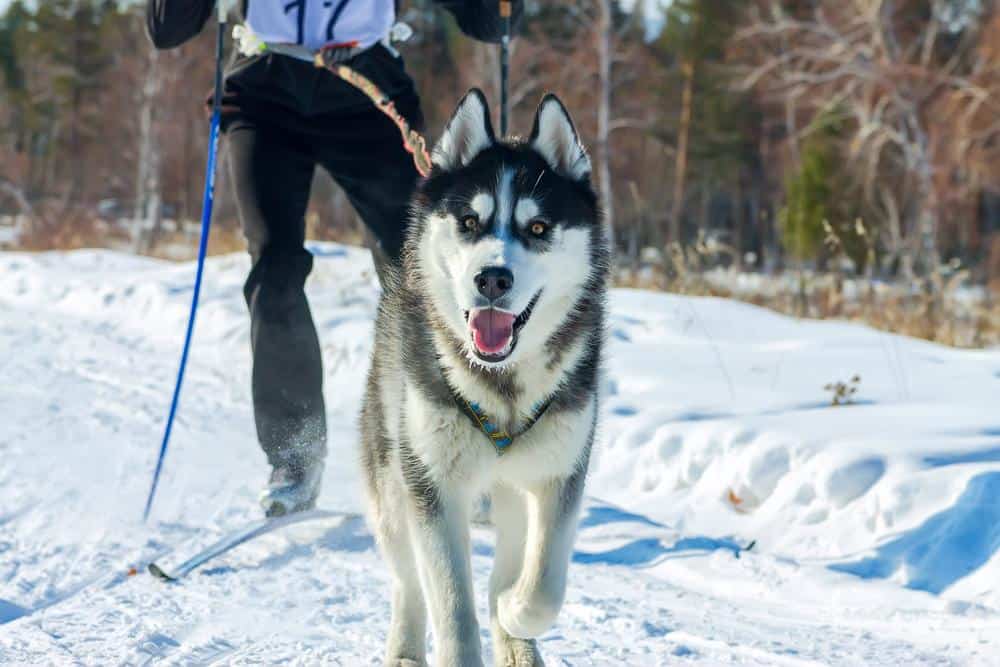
[2,243,1000,665]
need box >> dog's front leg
[497,466,586,640]
[401,444,482,666]
[490,483,544,667]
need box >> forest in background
[2,0,999,345]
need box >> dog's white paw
[497,590,559,639]
[493,634,545,667]
[385,659,426,667]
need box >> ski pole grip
[500,0,512,19]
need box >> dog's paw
[493,635,545,667]
[497,590,559,640]
[385,659,427,667]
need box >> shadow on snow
[572,536,744,567]
[830,472,1000,594]
[0,598,29,625]
[572,501,743,567]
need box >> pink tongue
[470,309,516,355]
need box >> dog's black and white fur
[360,89,609,667]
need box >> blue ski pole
[143,2,228,522]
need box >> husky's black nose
[475,267,514,301]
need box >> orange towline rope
[315,51,433,178]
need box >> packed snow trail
[1,245,999,665]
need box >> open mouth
[465,291,541,363]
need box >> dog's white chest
[493,397,595,484]
[402,382,595,491]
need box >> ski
[148,508,356,582]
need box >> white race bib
[246,0,395,51]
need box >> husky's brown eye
[462,215,479,232]
[529,220,548,237]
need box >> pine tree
[655,0,761,257]
[779,137,832,265]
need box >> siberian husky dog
[360,89,609,667]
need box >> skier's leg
[227,116,326,516]
[316,86,424,271]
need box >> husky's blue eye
[462,215,480,232]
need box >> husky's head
[407,90,605,370]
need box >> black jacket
[146,0,520,123]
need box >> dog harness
[447,383,554,456]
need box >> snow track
[2,245,999,665]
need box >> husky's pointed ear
[432,89,496,171]
[529,94,591,181]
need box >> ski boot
[260,461,323,518]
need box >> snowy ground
[2,244,1000,665]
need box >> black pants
[225,63,422,472]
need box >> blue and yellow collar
[450,390,553,456]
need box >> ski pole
[500,0,511,137]
[143,0,229,523]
